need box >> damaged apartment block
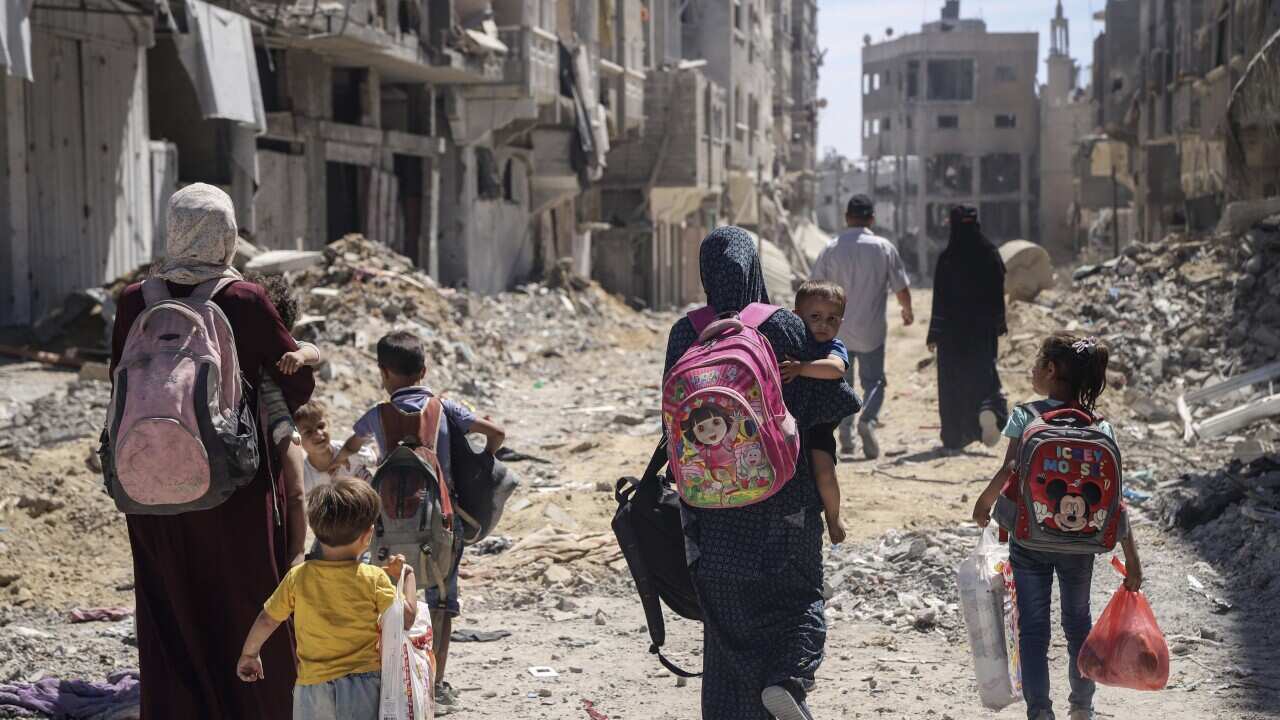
[860,0,1038,275]
[1,0,824,324]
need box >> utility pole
[1111,160,1119,258]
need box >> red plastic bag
[1077,557,1170,690]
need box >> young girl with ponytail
[971,332,1145,720]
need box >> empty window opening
[937,114,959,129]
[980,153,1021,193]
[995,114,1016,128]
[995,65,1016,82]
[927,154,972,195]
[906,60,919,98]
[326,162,363,240]
[476,147,501,200]
[331,68,366,125]
[927,59,975,101]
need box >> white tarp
[175,0,265,131]
[0,0,33,80]
[175,0,265,200]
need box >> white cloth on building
[303,440,377,496]
[809,226,910,353]
[0,0,32,80]
[153,183,244,284]
[174,0,266,131]
[174,0,265,204]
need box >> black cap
[846,194,874,218]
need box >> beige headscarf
[153,183,244,285]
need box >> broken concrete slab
[999,240,1054,301]
[244,250,324,274]
[1218,196,1280,236]
[1178,361,1280,440]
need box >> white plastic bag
[956,525,1021,710]
[379,567,436,720]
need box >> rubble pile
[823,526,975,638]
[1155,457,1280,605]
[0,380,109,460]
[1060,216,1279,392]
[292,235,655,398]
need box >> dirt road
[1,288,1278,719]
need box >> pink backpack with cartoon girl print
[662,303,799,509]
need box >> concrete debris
[823,526,971,638]
[998,240,1054,302]
[244,250,325,274]
[0,379,110,460]
[1049,219,1280,443]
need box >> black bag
[611,438,702,677]
[448,418,519,545]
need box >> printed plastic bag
[1001,551,1022,696]
[1078,557,1170,691]
[380,567,436,720]
[956,525,1021,710]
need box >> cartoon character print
[680,403,741,494]
[1033,476,1106,534]
[735,442,770,490]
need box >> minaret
[1046,0,1075,100]
[1050,0,1069,57]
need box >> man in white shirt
[809,194,914,459]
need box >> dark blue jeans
[1010,542,1096,720]
[839,344,886,447]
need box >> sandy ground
[1,291,1278,719]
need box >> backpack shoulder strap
[738,302,780,329]
[378,402,422,448]
[687,306,717,334]
[419,397,444,454]
[188,277,238,304]
[141,278,171,307]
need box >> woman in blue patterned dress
[663,226,861,719]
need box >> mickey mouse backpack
[993,402,1125,553]
[661,303,799,509]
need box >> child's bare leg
[432,610,452,685]
[813,449,846,544]
[281,440,307,565]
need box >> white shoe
[979,410,1000,447]
[761,685,814,720]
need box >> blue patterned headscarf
[699,226,770,314]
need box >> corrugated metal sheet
[23,21,152,321]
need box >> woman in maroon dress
[109,184,314,718]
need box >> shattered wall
[926,154,973,196]
[980,153,1021,194]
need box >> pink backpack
[662,303,799,508]
[101,278,260,514]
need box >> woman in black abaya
[927,205,1009,450]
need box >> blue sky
[816,0,1102,159]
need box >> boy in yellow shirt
[237,479,416,719]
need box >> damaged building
[1087,0,1280,244]
[0,0,823,324]
[1038,1,1095,258]
[860,0,1039,275]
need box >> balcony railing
[497,25,560,102]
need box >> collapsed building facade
[860,0,1039,276]
[0,0,822,325]
[1089,0,1280,245]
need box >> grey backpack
[370,399,461,597]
